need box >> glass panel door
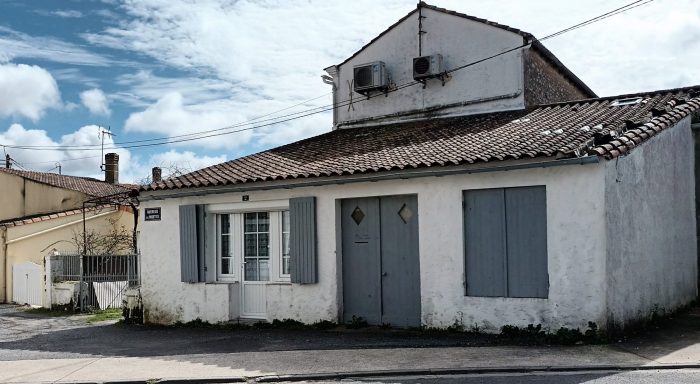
[243,212,270,281]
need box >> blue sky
[0,0,698,182]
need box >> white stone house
[137,3,700,331]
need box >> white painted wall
[332,8,525,127]
[604,117,698,330]
[139,160,608,331]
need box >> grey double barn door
[341,195,421,327]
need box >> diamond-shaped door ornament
[398,203,413,224]
[351,207,365,225]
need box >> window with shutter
[463,186,548,298]
[179,204,205,283]
[289,197,318,284]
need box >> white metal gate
[13,262,42,306]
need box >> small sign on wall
[145,208,162,221]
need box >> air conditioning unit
[413,54,445,80]
[353,61,388,93]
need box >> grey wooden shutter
[463,189,507,297]
[289,197,317,284]
[505,186,548,298]
[179,204,205,283]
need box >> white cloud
[0,63,61,121]
[113,70,234,107]
[52,10,83,18]
[80,88,112,116]
[147,150,226,176]
[0,26,118,66]
[0,123,227,184]
[0,124,127,179]
[124,92,255,150]
[52,68,100,87]
[36,10,84,18]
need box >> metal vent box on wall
[413,54,444,80]
[353,61,388,93]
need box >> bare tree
[72,216,134,255]
[137,162,192,185]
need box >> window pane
[221,234,230,258]
[282,232,290,275]
[282,210,290,232]
[222,258,230,275]
[258,212,270,232]
[245,258,258,280]
[258,233,269,257]
[244,213,257,232]
[259,259,270,281]
[244,234,256,257]
[282,255,290,275]
[220,214,230,234]
[282,232,290,257]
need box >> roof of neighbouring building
[0,205,122,228]
[141,85,700,192]
[0,168,136,197]
[329,2,596,99]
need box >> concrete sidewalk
[1,305,698,383]
[1,342,699,384]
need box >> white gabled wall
[333,7,525,127]
[604,117,698,330]
[139,161,608,331]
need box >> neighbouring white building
[136,2,700,332]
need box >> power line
[10,158,28,170]
[17,155,102,165]
[0,0,655,154]
[3,92,334,150]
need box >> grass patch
[87,308,123,323]
[497,322,607,345]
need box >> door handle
[382,272,388,277]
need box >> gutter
[1,228,6,303]
[141,155,600,201]
[4,209,116,245]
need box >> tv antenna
[99,126,115,172]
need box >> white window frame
[211,203,290,283]
[216,213,236,282]
[279,210,291,281]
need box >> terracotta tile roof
[143,86,700,192]
[0,168,134,197]
[0,205,118,228]
[330,2,596,98]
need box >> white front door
[240,212,270,318]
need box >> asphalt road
[0,305,504,360]
[286,369,700,383]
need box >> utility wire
[10,158,28,170]
[3,92,334,150]
[17,155,103,165]
[0,0,654,153]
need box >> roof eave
[139,155,600,199]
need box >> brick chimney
[105,153,119,184]
[151,167,162,182]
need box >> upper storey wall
[332,7,526,128]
